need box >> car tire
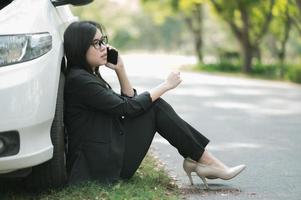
[24,73,67,191]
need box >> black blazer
[64,67,152,184]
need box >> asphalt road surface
[104,53,301,200]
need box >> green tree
[269,0,300,77]
[210,0,275,73]
[297,0,301,13]
[71,0,186,51]
[176,0,205,63]
[293,0,301,33]
[141,0,205,63]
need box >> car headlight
[0,32,52,67]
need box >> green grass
[182,62,301,83]
[0,154,180,200]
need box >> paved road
[103,53,301,200]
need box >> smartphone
[107,47,118,65]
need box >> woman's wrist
[161,81,171,91]
[149,82,170,102]
[115,55,125,70]
[115,65,126,77]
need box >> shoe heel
[185,170,194,185]
[200,176,209,189]
[183,158,196,185]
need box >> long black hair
[63,21,111,88]
[63,20,105,74]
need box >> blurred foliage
[267,0,300,77]
[141,0,205,62]
[200,62,241,72]
[71,0,187,52]
[294,0,301,32]
[286,64,301,83]
[71,0,301,83]
[199,62,278,76]
[209,0,276,72]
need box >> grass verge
[181,63,301,84]
[0,153,180,200]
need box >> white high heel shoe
[183,158,246,189]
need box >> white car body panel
[0,0,77,173]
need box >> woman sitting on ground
[63,20,246,188]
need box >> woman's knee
[154,97,174,112]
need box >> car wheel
[24,73,67,191]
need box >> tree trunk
[291,0,301,34]
[253,46,261,64]
[239,2,253,73]
[296,0,301,12]
[242,44,253,73]
[183,3,203,63]
[195,36,203,63]
[278,6,291,78]
[192,3,203,63]
[279,53,285,78]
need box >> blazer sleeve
[120,88,137,98]
[75,74,152,117]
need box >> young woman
[63,21,246,188]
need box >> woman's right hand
[164,71,182,90]
[149,71,182,102]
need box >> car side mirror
[52,0,94,7]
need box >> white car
[0,0,92,190]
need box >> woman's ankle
[198,151,212,165]
[198,150,227,169]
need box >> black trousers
[120,98,209,179]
